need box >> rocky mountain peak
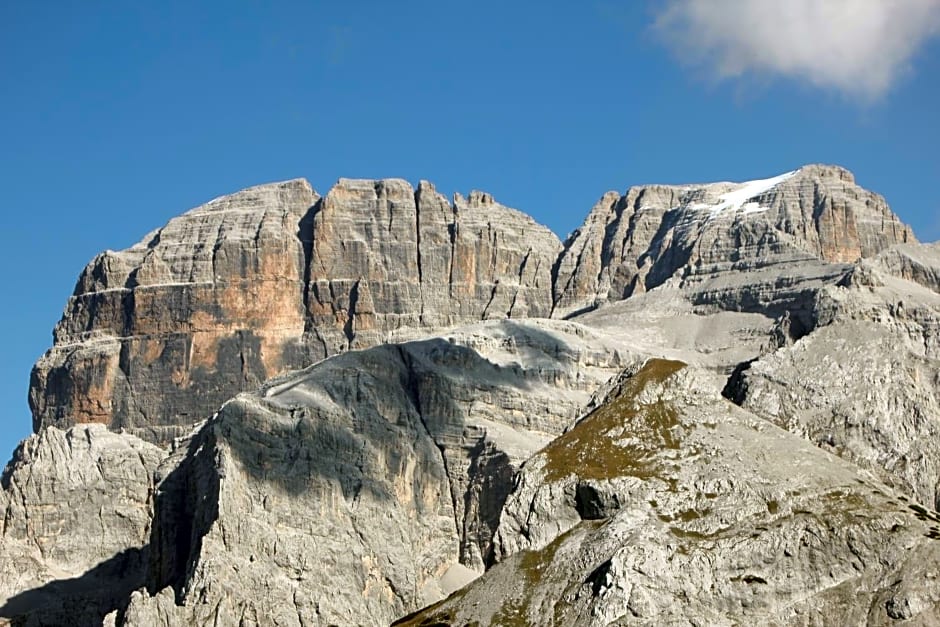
[29,165,918,446]
[552,164,915,318]
[5,164,940,625]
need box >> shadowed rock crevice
[297,198,321,334]
[0,547,149,625]
[462,439,515,569]
[147,425,221,601]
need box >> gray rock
[399,361,940,626]
[0,425,164,624]
[733,262,940,509]
[115,320,630,626]
[9,164,938,627]
[305,179,562,355]
[870,242,940,293]
[553,164,915,319]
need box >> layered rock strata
[30,179,319,445]
[552,165,915,319]
[30,179,562,445]
[304,179,560,355]
[8,164,939,626]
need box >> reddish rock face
[30,179,318,444]
[30,177,562,445]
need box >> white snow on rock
[693,169,798,218]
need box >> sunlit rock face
[552,165,915,319]
[0,425,163,625]
[29,178,561,446]
[10,164,940,625]
[29,179,317,445]
[304,178,561,356]
[398,362,940,627]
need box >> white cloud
[654,0,940,99]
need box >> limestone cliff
[30,179,318,445]
[6,164,940,626]
[30,178,561,446]
[552,164,915,319]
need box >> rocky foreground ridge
[3,164,940,625]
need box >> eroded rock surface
[306,179,561,355]
[31,178,562,447]
[114,320,630,626]
[398,361,940,626]
[30,179,319,445]
[0,425,163,624]
[553,165,915,319]
[8,164,939,627]
[732,264,940,509]
[870,242,940,293]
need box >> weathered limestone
[7,164,938,626]
[30,179,318,445]
[553,165,915,318]
[30,178,562,447]
[111,320,630,625]
[398,362,940,626]
[0,425,163,624]
[304,179,561,355]
[730,263,940,509]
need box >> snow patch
[695,170,798,219]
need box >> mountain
[3,165,938,626]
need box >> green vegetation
[539,359,687,483]
[492,521,603,626]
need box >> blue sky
[1,1,938,460]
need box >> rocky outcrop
[730,262,940,509]
[304,179,561,355]
[553,165,915,318]
[30,180,319,445]
[398,361,940,626]
[870,242,940,293]
[30,179,561,446]
[10,164,938,626]
[0,425,163,624]
[111,320,630,626]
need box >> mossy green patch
[392,586,472,627]
[539,359,687,482]
[492,520,603,626]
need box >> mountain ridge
[3,163,939,625]
[29,163,917,446]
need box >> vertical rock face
[552,165,915,318]
[305,179,561,355]
[30,178,562,446]
[7,164,940,626]
[30,179,318,444]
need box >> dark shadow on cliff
[147,423,221,601]
[0,547,147,626]
[141,321,581,600]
